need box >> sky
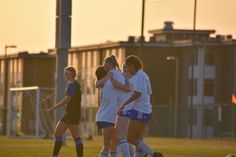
[0,0,236,54]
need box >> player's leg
[110,126,119,148]
[135,121,155,156]
[116,116,130,157]
[127,119,146,157]
[69,124,83,157]
[99,123,115,157]
[128,119,163,157]
[53,121,68,157]
[128,143,135,157]
[110,127,119,157]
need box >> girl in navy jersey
[47,66,83,157]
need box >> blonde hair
[64,66,76,78]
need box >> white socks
[129,143,135,157]
[100,149,118,157]
[135,147,145,157]
[100,149,108,157]
[118,139,130,157]
[136,140,154,156]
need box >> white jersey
[111,69,132,111]
[123,77,134,111]
[96,80,118,123]
[129,70,152,114]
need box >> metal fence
[149,104,236,138]
[80,104,236,139]
[1,103,235,139]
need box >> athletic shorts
[130,109,152,123]
[97,121,115,129]
[118,109,133,118]
[60,113,80,125]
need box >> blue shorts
[130,109,152,123]
[97,121,114,129]
[118,109,133,118]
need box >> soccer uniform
[110,69,133,118]
[96,79,118,129]
[60,80,82,125]
[118,76,133,118]
[129,70,152,122]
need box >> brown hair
[95,66,107,80]
[105,55,120,71]
[64,66,76,78]
[125,55,143,71]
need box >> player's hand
[110,78,116,86]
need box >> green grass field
[0,136,235,157]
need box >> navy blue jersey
[64,80,82,116]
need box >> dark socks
[74,137,83,157]
[53,136,63,156]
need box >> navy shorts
[118,109,133,118]
[130,109,152,123]
[97,121,115,129]
[60,113,80,125]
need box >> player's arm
[117,91,141,114]
[118,75,143,113]
[47,82,75,112]
[47,96,72,111]
[96,72,113,88]
[110,77,131,92]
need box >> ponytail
[105,55,120,71]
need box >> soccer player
[112,63,134,157]
[105,56,134,157]
[47,66,83,157]
[118,55,163,157]
[95,64,118,157]
[96,55,133,157]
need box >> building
[66,21,236,138]
[1,21,236,138]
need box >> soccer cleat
[153,152,163,157]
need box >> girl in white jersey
[113,63,136,157]
[96,55,132,157]
[118,55,163,157]
[111,63,134,157]
[95,65,117,157]
[104,55,132,157]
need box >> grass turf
[0,136,235,157]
